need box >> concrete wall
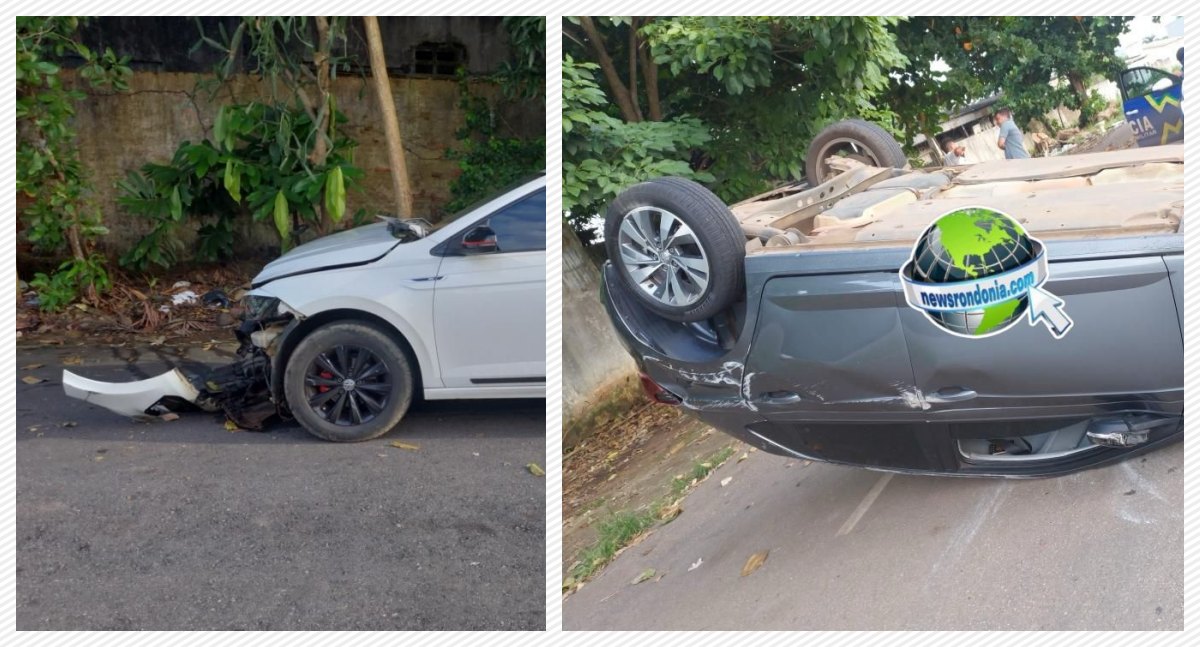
[64,68,543,256]
[74,17,515,77]
[562,227,638,439]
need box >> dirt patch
[16,261,259,347]
[563,373,642,450]
[561,402,746,581]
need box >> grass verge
[564,444,737,591]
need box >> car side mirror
[461,225,498,254]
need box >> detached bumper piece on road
[63,368,200,419]
[62,347,276,430]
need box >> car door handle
[758,390,802,405]
[926,387,977,403]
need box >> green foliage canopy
[562,16,1135,235]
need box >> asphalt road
[16,344,546,630]
[564,441,1183,630]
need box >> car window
[476,188,546,253]
[1121,67,1180,99]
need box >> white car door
[432,188,546,391]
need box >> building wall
[36,17,543,258]
[63,67,542,257]
[74,17,515,77]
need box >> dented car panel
[602,149,1184,477]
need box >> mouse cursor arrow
[1027,285,1073,339]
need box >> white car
[64,175,547,442]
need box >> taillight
[639,372,681,406]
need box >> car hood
[252,223,401,286]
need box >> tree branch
[578,16,640,122]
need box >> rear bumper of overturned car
[600,262,1184,478]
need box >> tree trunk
[639,36,663,121]
[578,17,640,123]
[312,16,333,234]
[65,222,96,304]
[628,20,643,121]
[363,16,415,218]
[311,17,332,167]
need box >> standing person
[941,139,967,165]
[994,108,1030,159]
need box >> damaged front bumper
[61,291,299,429]
[63,368,201,419]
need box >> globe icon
[909,207,1035,336]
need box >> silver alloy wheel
[616,207,710,307]
[814,136,882,181]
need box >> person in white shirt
[942,139,967,166]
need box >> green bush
[118,101,363,270]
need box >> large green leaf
[272,190,290,240]
[223,159,241,202]
[169,185,183,220]
[324,166,346,223]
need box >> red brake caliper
[317,371,334,393]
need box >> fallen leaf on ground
[223,419,240,432]
[149,335,166,346]
[658,502,682,522]
[93,455,105,462]
[688,558,703,571]
[527,463,545,477]
[389,441,420,451]
[21,363,44,370]
[720,476,733,487]
[741,550,769,577]
[631,568,656,585]
[21,376,45,385]
[160,413,180,422]
[62,355,83,366]
[737,452,749,463]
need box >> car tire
[805,119,908,185]
[604,176,745,323]
[284,321,415,442]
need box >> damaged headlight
[243,295,281,320]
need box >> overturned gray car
[601,123,1183,477]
